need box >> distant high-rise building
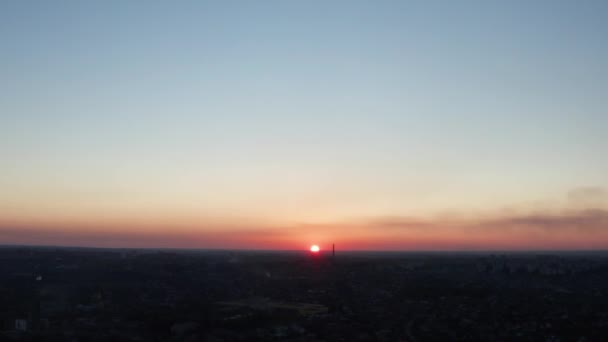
[15,319,28,331]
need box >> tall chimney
[332,243,335,258]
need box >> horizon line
[1,243,607,254]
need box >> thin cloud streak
[1,208,607,250]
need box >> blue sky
[0,1,607,248]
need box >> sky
[1,1,607,250]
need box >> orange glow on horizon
[2,207,608,250]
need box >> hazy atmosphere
[1,1,607,250]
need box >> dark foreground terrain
[1,246,608,341]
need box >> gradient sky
[1,1,607,250]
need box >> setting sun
[310,245,320,253]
